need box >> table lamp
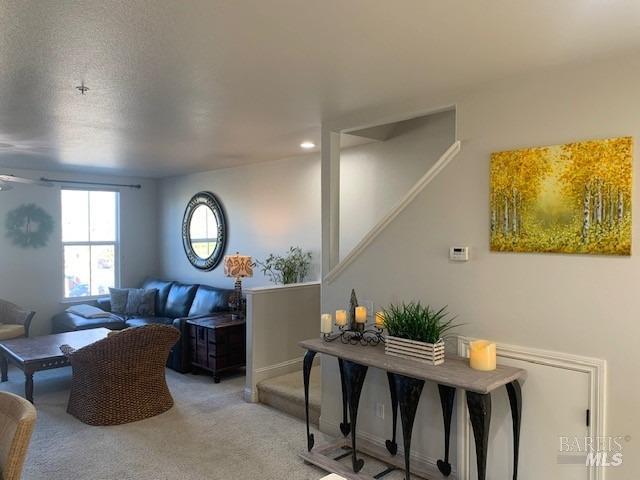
[223,252,253,317]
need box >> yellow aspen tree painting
[490,136,632,255]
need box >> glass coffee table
[0,328,110,403]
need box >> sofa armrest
[96,298,112,312]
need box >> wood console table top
[300,337,526,394]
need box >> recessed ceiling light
[300,141,315,149]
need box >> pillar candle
[355,306,367,324]
[469,340,497,371]
[335,310,348,327]
[321,313,333,334]
[375,311,385,328]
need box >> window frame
[60,187,121,302]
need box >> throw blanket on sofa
[66,305,116,319]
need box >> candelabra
[322,289,385,346]
[322,323,385,346]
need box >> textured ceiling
[1,0,640,177]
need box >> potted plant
[382,302,459,365]
[255,246,312,285]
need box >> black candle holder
[324,288,384,346]
[323,324,385,346]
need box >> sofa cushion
[141,279,174,317]
[125,317,174,328]
[188,285,234,317]
[125,288,157,316]
[164,282,198,318]
[52,312,126,332]
[0,324,25,340]
[109,288,129,314]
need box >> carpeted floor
[0,366,330,480]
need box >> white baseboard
[321,417,457,479]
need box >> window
[61,190,119,299]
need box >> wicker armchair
[60,324,180,426]
[0,300,35,340]
[0,391,37,480]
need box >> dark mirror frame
[182,191,227,271]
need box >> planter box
[385,336,445,365]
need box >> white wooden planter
[385,336,445,365]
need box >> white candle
[375,311,385,328]
[321,313,333,334]
[335,310,348,327]
[355,306,367,324]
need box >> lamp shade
[223,253,253,278]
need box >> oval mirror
[182,192,227,270]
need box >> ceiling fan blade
[0,174,53,187]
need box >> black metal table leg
[506,380,522,480]
[341,359,368,473]
[303,350,317,451]
[337,358,351,437]
[466,391,491,480]
[437,384,456,476]
[389,373,425,480]
[385,372,399,455]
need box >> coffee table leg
[0,355,7,382]
[25,371,34,403]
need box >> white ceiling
[1,1,640,178]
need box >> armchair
[60,324,180,426]
[0,300,35,339]
[0,392,36,480]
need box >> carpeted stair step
[257,366,321,425]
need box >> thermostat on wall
[449,246,469,261]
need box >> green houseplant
[256,246,312,285]
[382,302,459,365]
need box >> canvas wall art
[490,136,632,255]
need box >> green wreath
[5,204,54,249]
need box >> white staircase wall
[245,282,320,402]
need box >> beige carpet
[0,366,330,480]
[257,366,321,425]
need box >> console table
[299,338,526,480]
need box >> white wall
[0,167,158,335]
[158,112,454,289]
[158,156,322,289]
[340,110,455,258]
[321,53,640,479]
[244,282,320,402]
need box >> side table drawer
[208,351,245,370]
[189,325,209,366]
[208,325,244,345]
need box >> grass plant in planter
[382,302,459,365]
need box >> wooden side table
[186,314,245,383]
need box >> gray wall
[321,54,640,479]
[157,111,454,289]
[0,168,158,335]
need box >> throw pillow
[109,288,129,315]
[125,288,158,316]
